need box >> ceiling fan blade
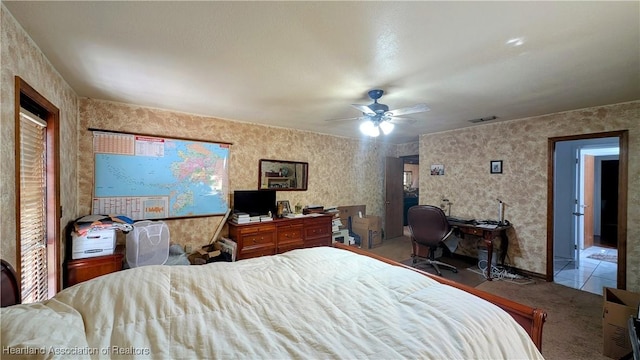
[386,117,417,125]
[384,103,430,117]
[325,116,366,123]
[351,104,376,116]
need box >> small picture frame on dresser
[277,200,292,215]
[490,160,503,174]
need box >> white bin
[126,220,170,268]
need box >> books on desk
[446,216,476,224]
[231,212,250,224]
[232,212,274,223]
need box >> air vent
[468,116,498,124]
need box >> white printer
[71,229,116,259]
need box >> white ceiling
[5,1,639,144]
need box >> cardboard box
[352,215,381,232]
[603,287,640,359]
[352,215,382,249]
[337,205,366,229]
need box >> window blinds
[19,109,48,303]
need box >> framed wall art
[490,160,503,174]
[430,164,445,176]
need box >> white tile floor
[554,246,617,295]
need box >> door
[384,157,404,239]
[582,155,594,249]
[572,149,582,269]
[548,131,627,290]
[553,141,576,262]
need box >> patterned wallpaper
[420,101,639,291]
[3,3,638,293]
[78,99,395,251]
[396,141,419,157]
[0,6,79,272]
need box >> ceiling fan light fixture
[360,120,380,137]
[379,121,394,135]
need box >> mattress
[1,246,544,359]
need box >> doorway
[547,131,628,293]
[402,155,419,222]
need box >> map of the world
[93,132,229,220]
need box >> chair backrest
[1,259,21,307]
[407,205,451,247]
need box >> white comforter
[1,247,544,359]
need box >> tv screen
[233,190,276,217]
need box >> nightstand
[65,246,124,287]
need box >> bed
[1,244,546,359]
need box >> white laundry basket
[126,220,170,268]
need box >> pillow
[1,299,91,359]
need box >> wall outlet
[185,244,193,253]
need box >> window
[18,109,48,302]
[15,77,60,302]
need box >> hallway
[554,246,617,295]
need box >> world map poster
[92,131,229,220]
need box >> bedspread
[1,247,544,359]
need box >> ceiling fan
[327,89,430,137]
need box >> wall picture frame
[490,160,503,174]
[430,164,445,176]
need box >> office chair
[407,205,458,276]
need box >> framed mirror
[259,159,308,191]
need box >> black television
[232,190,276,217]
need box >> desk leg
[483,238,494,281]
[499,229,509,265]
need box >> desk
[447,221,512,281]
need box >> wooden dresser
[228,215,332,260]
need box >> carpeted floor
[368,234,609,360]
[476,280,608,360]
[399,256,487,288]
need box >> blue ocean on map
[94,139,229,218]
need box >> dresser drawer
[66,253,123,287]
[236,224,276,236]
[277,219,304,228]
[277,241,303,254]
[277,225,303,244]
[304,238,329,248]
[240,231,276,248]
[459,227,484,237]
[304,224,330,239]
[241,247,277,260]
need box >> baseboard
[450,253,546,280]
